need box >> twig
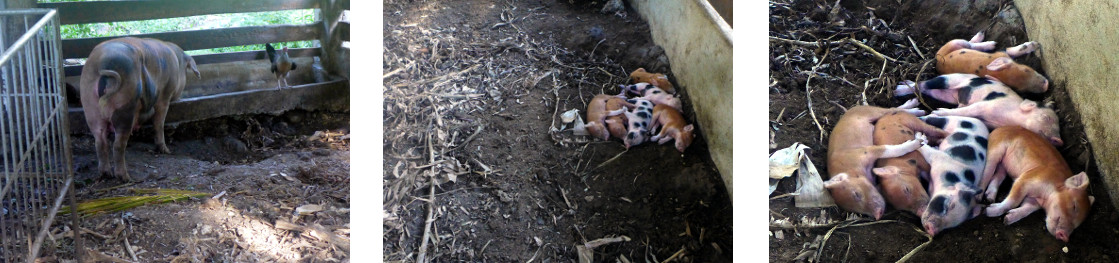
[124,235,138,262]
[907,36,926,60]
[769,192,799,200]
[661,246,686,263]
[587,149,628,174]
[527,243,551,263]
[769,36,846,46]
[846,38,898,62]
[416,133,437,263]
[895,223,933,263]
[451,124,485,151]
[805,48,831,143]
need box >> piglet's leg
[1005,42,1040,57]
[979,135,1008,195]
[969,32,985,43]
[866,132,927,160]
[984,165,1007,202]
[605,107,627,117]
[930,102,989,118]
[1004,198,1041,225]
[985,177,1029,217]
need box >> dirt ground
[770,0,1119,262]
[383,0,731,262]
[29,110,350,262]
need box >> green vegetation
[41,0,317,55]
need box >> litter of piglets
[567,69,696,152]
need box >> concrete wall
[629,0,734,198]
[1013,0,1119,208]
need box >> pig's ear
[1019,100,1038,112]
[636,68,646,73]
[971,205,983,219]
[1065,172,1090,190]
[871,166,899,178]
[986,57,1014,71]
[683,124,694,133]
[824,173,848,189]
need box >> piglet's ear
[1019,100,1037,112]
[824,173,848,189]
[986,57,1014,71]
[1066,172,1089,190]
[872,166,899,178]
[683,124,694,132]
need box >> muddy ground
[29,110,350,262]
[383,0,731,262]
[769,0,1119,262]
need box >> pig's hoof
[158,146,172,154]
[913,132,928,145]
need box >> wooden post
[318,0,348,78]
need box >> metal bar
[0,9,55,68]
[29,177,70,263]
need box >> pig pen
[383,0,732,262]
[769,0,1119,262]
[21,0,353,261]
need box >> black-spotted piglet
[915,115,989,236]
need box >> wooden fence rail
[39,0,319,25]
[60,24,320,59]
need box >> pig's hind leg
[1003,198,1041,225]
[985,176,1030,217]
[1005,42,1040,57]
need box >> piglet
[634,86,682,111]
[826,102,932,220]
[648,104,695,152]
[584,94,628,141]
[630,68,675,94]
[623,98,656,149]
[872,110,944,217]
[981,126,1094,242]
[914,115,989,236]
[936,31,1049,93]
[895,73,1062,146]
[604,96,630,140]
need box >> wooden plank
[61,24,320,59]
[68,79,348,134]
[63,48,321,77]
[39,0,319,25]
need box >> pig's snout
[1051,137,1064,146]
[1055,230,1069,242]
[922,221,939,236]
[1041,78,1050,92]
[874,207,884,220]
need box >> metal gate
[0,9,78,262]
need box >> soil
[383,0,731,262]
[34,110,350,262]
[769,0,1119,262]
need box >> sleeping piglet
[914,115,989,236]
[872,108,945,217]
[634,86,682,111]
[936,31,1049,93]
[895,73,1062,146]
[648,104,694,153]
[584,94,628,140]
[826,102,933,219]
[604,96,630,140]
[623,98,655,149]
[630,68,675,94]
[981,126,1094,242]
